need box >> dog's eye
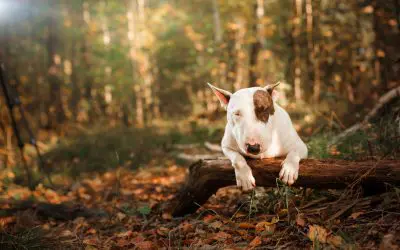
[233,111,241,117]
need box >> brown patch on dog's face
[253,90,275,123]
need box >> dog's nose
[246,143,261,154]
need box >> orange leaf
[296,214,306,227]
[327,235,343,247]
[135,241,155,250]
[349,212,364,219]
[239,222,255,229]
[203,214,215,223]
[213,231,232,242]
[210,221,223,230]
[249,236,262,248]
[308,225,328,243]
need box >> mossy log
[171,158,400,217]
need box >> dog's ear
[207,82,232,109]
[264,81,280,102]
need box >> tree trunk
[171,158,400,217]
[233,17,246,91]
[293,0,303,101]
[249,0,265,87]
[212,0,223,43]
[46,2,66,127]
[372,0,400,88]
[127,0,145,127]
[82,1,95,122]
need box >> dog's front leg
[279,142,308,185]
[222,147,256,191]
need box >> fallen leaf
[308,225,328,244]
[349,212,364,219]
[135,241,155,250]
[156,227,169,236]
[239,222,255,229]
[203,214,216,223]
[255,216,279,233]
[86,228,97,234]
[213,231,232,242]
[83,238,99,246]
[59,230,73,237]
[255,221,276,234]
[210,220,223,230]
[296,214,306,227]
[248,236,262,248]
[327,235,343,247]
[180,222,194,234]
[116,212,126,221]
[379,234,397,250]
[117,239,132,248]
[116,230,133,238]
[162,212,172,220]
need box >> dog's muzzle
[245,143,261,155]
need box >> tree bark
[293,0,303,101]
[171,157,400,217]
[46,2,66,127]
[1,200,106,220]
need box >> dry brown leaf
[296,214,306,227]
[210,220,223,229]
[349,212,364,219]
[248,236,262,248]
[116,238,132,248]
[308,225,328,243]
[83,238,99,246]
[116,212,126,221]
[379,234,398,250]
[135,241,155,250]
[156,227,169,236]
[116,230,133,238]
[162,212,172,220]
[213,231,232,242]
[255,221,276,234]
[180,222,194,234]
[327,235,343,247]
[203,214,216,223]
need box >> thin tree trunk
[293,0,303,101]
[46,2,66,127]
[234,17,246,91]
[82,1,95,122]
[127,1,144,127]
[212,0,223,43]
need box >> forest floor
[0,114,399,249]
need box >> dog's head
[208,82,280,156]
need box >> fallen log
[171,157,400,217]
[0,200,107,220]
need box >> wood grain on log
[171,158,400,217]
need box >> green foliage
[44,123,223,178]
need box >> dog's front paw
[234,166,256,191]
[279,158,299,185]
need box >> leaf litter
[0,159,399,249]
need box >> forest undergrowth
[0,113,399,249]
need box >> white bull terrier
[208,82,308,191]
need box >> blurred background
[0,1,399,248]
[0,0,399,183]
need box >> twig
[327,199,358,222]
[329,86,400,146]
